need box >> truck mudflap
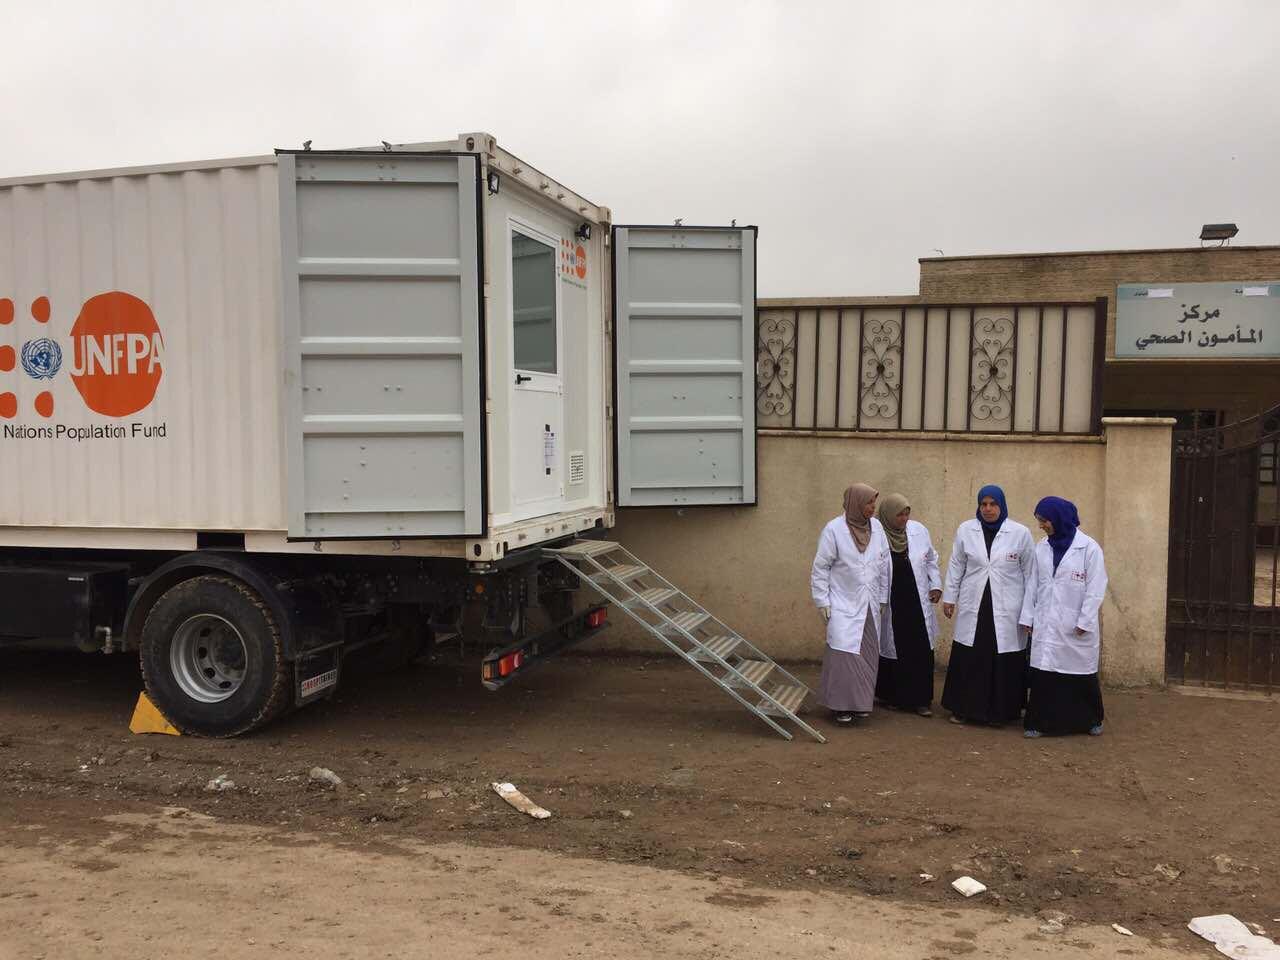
[295,641,342,705]
[480,605,609,691]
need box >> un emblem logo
[21,338,62,380]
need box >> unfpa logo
[0,291,164,419]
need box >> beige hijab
[877,492,911,554]
[842,483,878,553]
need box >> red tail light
[587,607,608,628]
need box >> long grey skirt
[819,616,880,713]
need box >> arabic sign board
[1116,281,1280,358]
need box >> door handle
[515,374,532,385]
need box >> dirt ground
[1,647,1277,958]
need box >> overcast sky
[3,1,1277,295]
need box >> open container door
[277,151,485,538]
[612,225,757,506]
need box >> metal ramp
[544,540,826,743]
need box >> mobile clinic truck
[0,133,760,736]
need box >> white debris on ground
[950,876,986,897]
[1189,915,1280,959]
[491,782,552,819]
[309,767,343,788]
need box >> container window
[512,231,557,374]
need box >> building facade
[595,243,1279,695]
[918,245,1280,425]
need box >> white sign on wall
[1116,281,1280,358]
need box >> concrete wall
[593,422,1173,686]
[1100,418,1175,685]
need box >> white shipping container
[0,132,757,562]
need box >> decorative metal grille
[969,314,1016,424]
[755,313,796,420]
[753,299,1106,434]
[859,315,902,423]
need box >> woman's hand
[819,607,831,623]
[942,602,956,619]
[929,590,942,604]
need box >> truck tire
[139,575,291,737]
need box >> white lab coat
[941,518,1035,654]
[810,515,891,656]
[1028,531,1108,674]
[880,519,942,657]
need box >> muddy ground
[1,647,1277,956]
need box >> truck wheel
[139,575,291,737]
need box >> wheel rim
[169,614,247,703]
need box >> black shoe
[833,712,855,725]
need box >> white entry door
[508,221,565,521]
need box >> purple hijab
[1035,496,1080,572]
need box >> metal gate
[1166,403,1280,691]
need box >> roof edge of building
[919,244,1280,264]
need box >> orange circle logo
[69,292,164,417]
[574,245,587,280]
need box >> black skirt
[875,551,934,710]
[1024,667,1104,735]
[940,583,1026,724]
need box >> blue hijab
[976,484,1008,533]
[1035,496,1080,572]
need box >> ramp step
[544,540,825,742]
[624,587,679,608]
[660,610,710,634]
[553,540,619,558]
[759,683,807,716]
[732,660,774,687]
[692,635,742,661]
[593,564,647,584]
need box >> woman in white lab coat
[1023,496,1108,738]
[940,484,1035,725]
[811,483,891,725]
[873,493,942,716]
